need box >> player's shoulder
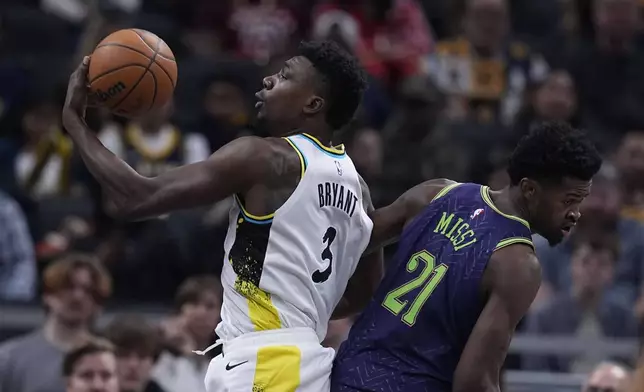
[406,178,458,207]
[485,243,541,295]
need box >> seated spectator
[616,130,644,224]
[534,165,644,309]
[14,93,74,199]
[425,0,549,126]
[0,254,112,392]
[63,339,119,392]
[512,69,580,145]
[0,190,36,301]
[103,316,166,392]
[312,0,434,86]
[153,276,222,392]
[524,235,638,373]
[567,0,644,139]
[583,361,631,392]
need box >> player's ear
[519,178,539,201]
[303,95,325,115]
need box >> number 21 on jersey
[382,250,448,326]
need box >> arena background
[0,0,643,391]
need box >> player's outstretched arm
[62,58,271,221]
[364,178,455,254]
[452,245,541,392]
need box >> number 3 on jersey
[383,250,448,326]
[312,227,337,283]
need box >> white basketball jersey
[215,133,373,342]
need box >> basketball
[88,29,178,118]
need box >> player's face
[255,56,324,135]
[66,352,118,392]
[526,177,592,246]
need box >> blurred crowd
[1,0,644,390]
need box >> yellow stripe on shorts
[253,345,301,392]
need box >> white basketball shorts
[204,327,335,392]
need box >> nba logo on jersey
[470,208,484,219]
[335,160,343,176]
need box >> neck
[495,186,532,223]
[574,288,602,310]
[296,121,334,146]
[43,317,90,351]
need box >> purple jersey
[332,183,533,392]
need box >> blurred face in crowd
[464,0,508,52]
[115,350,154,392]
[204,80,247,126]
[583,362,631,392]
[350,128,383,179]
[22,102,58,144]
[67,352,118,392]
[534,71,577,122]
[579,178,622,226]
[571,243,616,299]
[256,56,324,135]
[527,178,591,245]
[181,289,221,343]
[616,131,644,186]
[594,0,639,43]
[45,267,101,327]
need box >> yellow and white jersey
[216,133,373,342]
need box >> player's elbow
[104,179,158,221]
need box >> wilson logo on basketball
[96,82,127,102]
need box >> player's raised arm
[62,58,271,221]
[452,244,541,392]
[364,178,456,254]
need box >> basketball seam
[94,43,176,88]
[109,38,160,112]
[89,63,147,85]
[130,29,176,61]
[147,68,158,111]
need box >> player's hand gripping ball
[87,29,178,118]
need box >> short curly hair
[298,40,367,130]
[508,121,602,185]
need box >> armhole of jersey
[493,236,534,252]
[430,182,462,202]
[283,136,307,180]
[233,194,274,224]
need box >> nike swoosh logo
[225,361,248,371]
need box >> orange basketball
[88,29,177,118]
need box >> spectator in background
[63,339,119,392]
[347,127,384,207]
[227,0,298,65]
[103,316,166,392]
[378,75,453,205]
[425,0,549,126]
[524,235,638,373]
[583,362,631,392]
[567,0,644,140]
[0,190,36,301]
[198,74,253,151]
[534,165,644,309]
[14,94,75,199]
[616,130,644,224]
[312,0,434,87]
[512,69,579,144]
[152,276,221,392]
[0,254,112,392]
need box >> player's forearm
[62,112,154,217]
